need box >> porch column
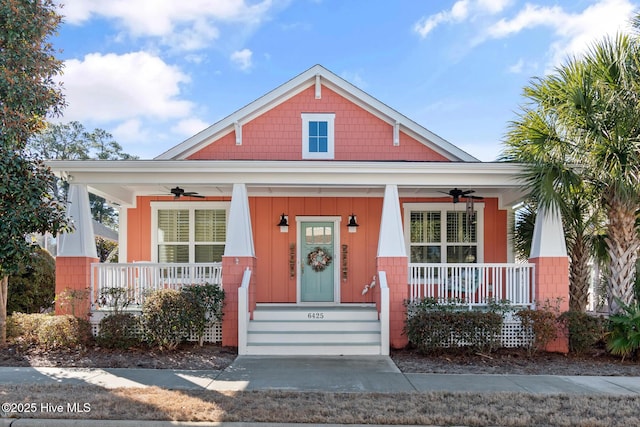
[529,206,569,353]
[221,183,256,348]
[55,184,98,318]
[376,184,408,349]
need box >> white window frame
[301,113,335,159]
[151,201,230,263]
[403,203,484,263]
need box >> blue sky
[52,0,638,161]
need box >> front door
[300,221,335,302]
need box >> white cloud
[171,118,211,137]
[508,58,524,73]
[60,51,193,122]
[57,0,274,51]
[484,0,636,65]
[414,0,512,38]
[230,49,253,71]
[111,119,150,144]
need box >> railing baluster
[408,263,534,309]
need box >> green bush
[515,299,561,355]
[36,315,93,349]
[181,283,225,346]
[559,311,607,354]
[6,312,50,343]
[404,298,503,353]
[141,289,200,350]
[96,313,141,349]
[7,247,55,314]
[607,301,640,361]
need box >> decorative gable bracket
[235,121,242,145]
[315,74,321,99]
[393,121,400,146]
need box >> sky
[51,0,639,161]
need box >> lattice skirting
[90,310,223,344]
[501,312,533,348]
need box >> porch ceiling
[47,160,529,208]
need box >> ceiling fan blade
[185,193,205,198]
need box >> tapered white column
[58,184,97,258]
[224,183,255,257]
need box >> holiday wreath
[307,247,333,272]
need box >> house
[49,65,570,355]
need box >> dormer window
[302,113,335,159]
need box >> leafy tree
[8,247,55,314]
[503,33,640,313]
[0,0,68,345]
[28,121,138,228]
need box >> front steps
[244,304,382,355]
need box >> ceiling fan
[170,186,205,199]
[439,188,483,204]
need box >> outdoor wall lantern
[347,214,360,233]
[277,213,289,232]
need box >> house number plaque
[307,312,325,319]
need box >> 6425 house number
[307,312,325,319]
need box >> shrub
[607,300,640,361]
[559,311,607,354]
[36,315,93,349]
[55,287,90,317]
[6,312,50,343]
[516,299,562,355]
[96,313,141,349]
[7,247,55,314]
[141,289,200,350]
[404,298,504,353]
[181,283,225,346]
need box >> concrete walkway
[1,355,639,395]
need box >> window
[405,203,484,263]
[152,202,228,263]
[302,113,335,159]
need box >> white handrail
[408,263,534,309]
[91,262,223,309]
[238,267,252,355]
[378,271,390,355]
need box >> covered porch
[50,159,566,354]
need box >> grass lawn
[1,384,639,426]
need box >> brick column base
[221,256,256,348]
[376,256,408,349]
[530,256,570,353]
[55,256,98,319]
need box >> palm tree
[503,33,640,313]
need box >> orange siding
[400,197,508,264]
[127,195,508,304]
[251,196,382,303]
[187,86,450,162]
[126,195,230,262]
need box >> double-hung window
[152,202,228,263]
[404,203,484,263]
[302,113,335,159]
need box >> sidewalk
[1,355,639,395]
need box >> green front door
[301,222,335,302]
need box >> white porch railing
[408,263,535,309]
[377,271,390,356]
[91,262,223,309]
[237,267,252,355]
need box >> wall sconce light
[277,213,289,232]
[347,213,359,233]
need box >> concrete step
[246,304,382,355]
[248,320,381,332]
[247,330,381,344]
[252,304,378,321]
[243,343,382,356]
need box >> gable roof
[156,65,479,162]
